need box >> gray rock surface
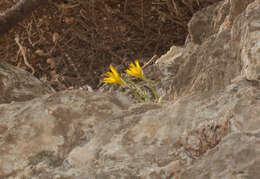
[0,77,259,178]
[1,0,260,178]
[232,0,260,81]
[0,61,53,104]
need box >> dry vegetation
[0,0,214,90]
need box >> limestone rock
[0,77,260,178]
[156,29,240,100]
[1,0,260,178]
[0,61,53,104]
[180,131,260,179]
[156,0,260,99]
[232,0,260,81]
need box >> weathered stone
[156,0,260,99]
[156,29,241,100]
[1,0,260,178]
[232,0,260,81]
[0,77,260,178]
[230,0,254,21]
[180,131,260,179]
[0,61,53,104]
[188,4,217,45]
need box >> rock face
[1,0,260,178]
[233,0,260,81]
[1,78,259,178]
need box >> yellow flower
[104,65,126,85]
[125,60,147,81]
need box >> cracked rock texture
[1,0,260,178]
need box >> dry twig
[15,35,35,74]
[142,54,158,69]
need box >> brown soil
[0,0,210,91]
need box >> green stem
[147,80,159,102]
[125,81,144,102]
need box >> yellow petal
[110,65,120,77]
[105,72,112,77]
[104,64,125,85]
[135,60,141,69]
[125,60,146,80]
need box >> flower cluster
[104,60,160,103]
